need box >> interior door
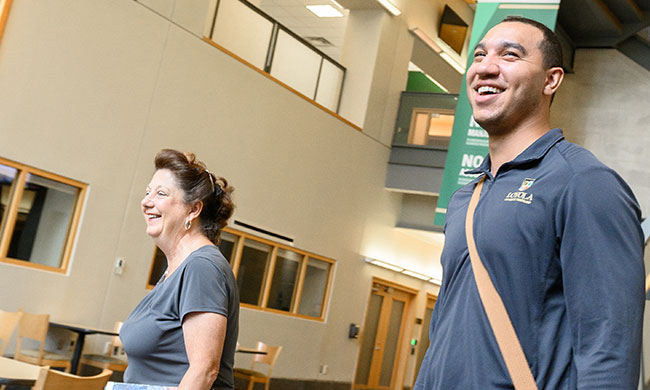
[354,281,413,390]
[413,296,437,384]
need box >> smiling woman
[121,149,239,390]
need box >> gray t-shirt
[121,245,239,389]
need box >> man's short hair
[501,16,563,70]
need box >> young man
[414,17,645,389]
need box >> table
[235,347,267,355]
[49,321,119,375]
[0,356,42,386]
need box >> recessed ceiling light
[306,5,344,18]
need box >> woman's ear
[188,200,203,221]
[544,66,564,97]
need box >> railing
[204,0,346,113]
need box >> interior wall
[552,49,650,218]
[0,0,442,384]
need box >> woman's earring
[184,219,192,230]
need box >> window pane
[148,247,167,286]
[218,231,237,264]
[7,174,79,267]
[0,164,18,226]
[211,0,274,69]
[237,239,271,305]
[298,258,331,317]
[270,29,321,98]
[267,249,301,312]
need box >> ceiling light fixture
[306,5,344,18]
[329,0,344,9]
[376,0,401,16]
[364,257,441,285]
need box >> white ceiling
[256,0,350,60]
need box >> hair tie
[206,169,215,193]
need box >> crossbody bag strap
[465,176,538,390]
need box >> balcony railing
[204,0,346,113]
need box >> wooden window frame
[0,156,87,273]
[145,226,336,321]
[0,0,13,46]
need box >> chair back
[15,310,50,363]
[0,309,22,355]
[38,368,112,390]
[251,341,283,377]
[109,321,124,354]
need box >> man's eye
[157,191,166,197]
[503,51,519,58]
[474,51,486,58]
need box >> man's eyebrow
[500,41,527,55]
[472,40,528,55]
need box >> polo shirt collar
[466,128,564,176]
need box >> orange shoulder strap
[465,176,538,390]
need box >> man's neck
[488,117,551,176]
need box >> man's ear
[544,66,564,97]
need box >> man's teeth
[478,86,504,95]
[148,214,160,219]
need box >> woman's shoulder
[184,245,231,276]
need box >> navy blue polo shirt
[414,129,644,389]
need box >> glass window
[237,238,271,305]
[267,249,302,312]
[7,173,79,268]
[298,257,332,317]
[218,231,237,264]
[0,164,18,225]
[148,247,167,287]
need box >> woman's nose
[141,194,153,207]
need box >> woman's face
[141,169,190,243]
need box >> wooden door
[354,281,413,390]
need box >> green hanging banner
[433,0,561,226]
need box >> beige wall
[0,0,441,385]
[552,49,650,217]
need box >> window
[298,257,332,317]
[146,227,336,320]
[0,157,87,272]
[237,239,272,305]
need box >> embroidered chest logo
[504,178,535,205]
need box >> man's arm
[557,168,645,389]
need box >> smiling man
[414,17,645,389]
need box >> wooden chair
[14,310,71,372]
[78,321,127,373]
[0,309,22,355]
[234,342,283,390]
[32,367,112,390]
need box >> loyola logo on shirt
[505,178,536,205]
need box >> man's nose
[473,56,499,77]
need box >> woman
[120,149,239,390]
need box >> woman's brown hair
[154,149,234,243]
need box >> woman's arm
[179,311,228,390]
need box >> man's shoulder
[550,137,616,178]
